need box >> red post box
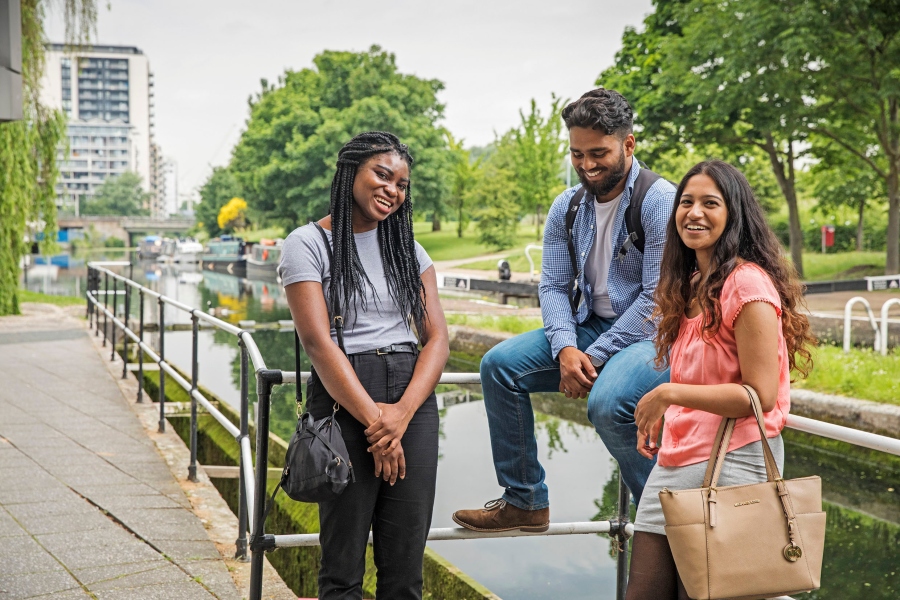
[821,225,835,253]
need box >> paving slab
[0,305,238,599]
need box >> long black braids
[328,131,427,336]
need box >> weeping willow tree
[0,0,97,314]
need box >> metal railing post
[188,312,199,482]
[235,341,250,561]
[158,297,166,433]
[137,290,145,403]
[110,277,117,361]
[615,472,631,600]
[122,281,130,378]
[85,267,93,320]
[102,271,108,343]
[249,370,280,600]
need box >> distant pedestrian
[453,89,676,534]
[625,160,815,599]
[279,131,449,600]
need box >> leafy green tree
[599,0,818,276]
[446,133,481,238]
[796,0,900,273]
[809,145,887,252]
[196,167,243,237]
[82,172,150,216]
[511,96,568,240]
[469,138,520,250]
[227,46,450,230]
[0,0,97,315]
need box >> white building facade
[40,44,163,217]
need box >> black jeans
[307,351,439,600]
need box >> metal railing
[85,262,900,600]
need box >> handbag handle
[703,384,783,489]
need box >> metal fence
[85,262,900,600]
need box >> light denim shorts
[633,436,786,536]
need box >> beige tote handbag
[658,385,826,600]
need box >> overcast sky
[47,0,654,199]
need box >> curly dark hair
[328,131,426,335]
[561,88,633,138]
[652,160,815,377]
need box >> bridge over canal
[58,216,196,246]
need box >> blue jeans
[480,314,669,509]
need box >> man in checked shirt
[454,89,677,533]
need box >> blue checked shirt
[539,158,676,365]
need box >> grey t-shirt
[278,223,433,354]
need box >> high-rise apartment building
[40,44,163,217]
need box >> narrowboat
[200,236,247,276]
[246,238,282,282]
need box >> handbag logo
[733,499,760,507]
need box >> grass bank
[795,345,900,405]
[413,221,542,262]
[18,289,84,306]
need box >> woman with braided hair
[279,131,449,599]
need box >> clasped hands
[364,402,412,486]
[558,347,598,399]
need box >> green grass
[18,289,84,307]
[445,313,544,336]
[241,226,287,243]
[802,251,886,281]
[794,345,900,405]
[413,221,543,262]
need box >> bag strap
[565,187,587,317]
[617,168,662,259]
[705,384,783,489]
[312,222,347,355]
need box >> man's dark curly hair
[561,88,633,138]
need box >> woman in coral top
[625,160,815,599]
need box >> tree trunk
[856,198,865,252]
[457,202,464,238]
[763,135,804,278]
[432,212,441,232]
[887,164,899,274]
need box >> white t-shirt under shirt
[583,191,623,319]
[277,223,433,355]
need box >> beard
[578,148,627,198]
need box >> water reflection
[27,254,900,599]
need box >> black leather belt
[351,343,417,356]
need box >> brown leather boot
[452,499,550,533]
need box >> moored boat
[157,238,204,264]
[200,236,247,276]
[246,238,282,282]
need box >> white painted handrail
[525,244,543,281]
[880,298,900,356]
[843,296,881,352]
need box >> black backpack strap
[618,168,663,261]
[565,187,588,317]
[312,222,347,354]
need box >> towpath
[0,303,291,599]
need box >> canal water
[24,255,900,599]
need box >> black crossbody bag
[271,222,355,505]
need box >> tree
[226,46,450,230]
[0,1,97,315]
[797,0,900,273]
[511,96,568,240]
[599,0,819,276]
[82,172,150,216]
[217,197,249,233]
[446,133,481,238]
[809,145,886,252]
[469,136,520,250]
[196,167,242,237]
